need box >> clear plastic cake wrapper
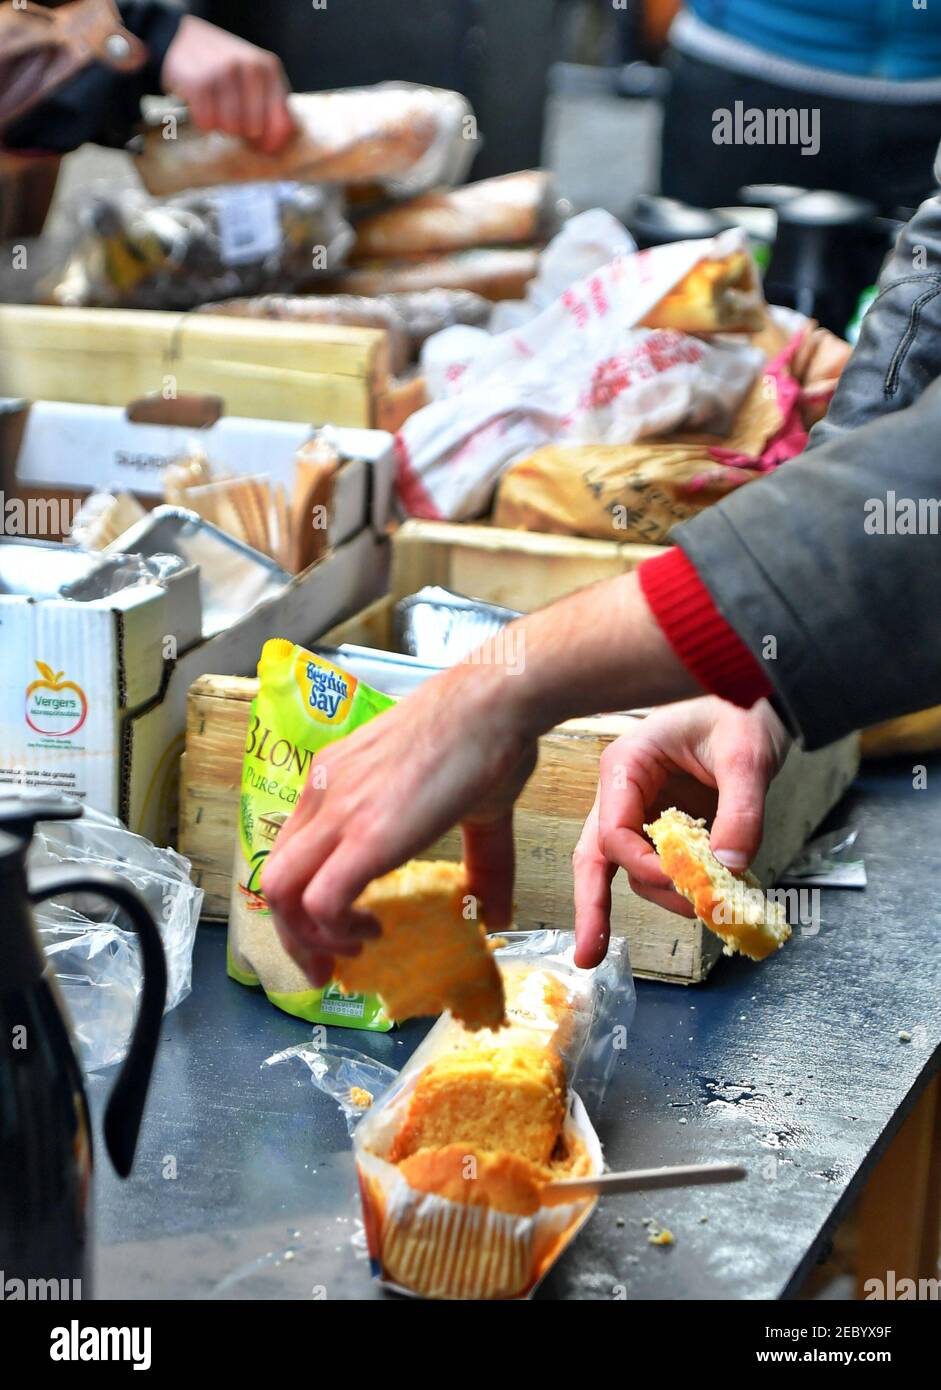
[29,800,201,1072]
[349,929,635,1299]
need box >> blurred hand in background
[160,14,296,153]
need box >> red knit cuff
[638,546,773,708]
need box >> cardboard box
[0,529,390,845]
[0,405,396,844]
[0,398,394,551]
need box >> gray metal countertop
[91,760,941,1300]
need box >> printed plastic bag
[489,207,636,334]
[227,638,395,1029]
[29,801,201,1072]
[397,229,766,520]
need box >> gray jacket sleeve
[806,182,941,452]
[673,374,941,750]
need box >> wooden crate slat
[0,305,390,427]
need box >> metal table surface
[92,760,941,1301]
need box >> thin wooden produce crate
[0,304,424,429]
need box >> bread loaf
[335,860,505,1030]
[351,171,561,260]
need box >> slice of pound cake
[335,860,505,1030]
[388,1042,567,1167]
[644,807,791,961]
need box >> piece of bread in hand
[334,859,505,1030]
[644,807,790,961]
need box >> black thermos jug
[0,794,166,1295]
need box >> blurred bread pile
[48,80,568,376]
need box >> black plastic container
[738,183,808,211]
[625,195,735,249]
[763,191,880,333]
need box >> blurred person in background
[660,0,941,211]
[0,0,295,238]
[1,0,295,155]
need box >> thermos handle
[29,867,168,1178]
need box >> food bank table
[92,760,941,1300]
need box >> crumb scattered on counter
[648,1227,675,1247]
[349,1086,373,1108]
[898,1030,912,1043]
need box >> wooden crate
[390,519,661,611]
[179,519,860,983]
[0,305,425,430]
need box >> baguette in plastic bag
[351,171,565,261]
[46,182,351,310]
[197,292,411,374]
[195,288,492,369]
[134,83,475,198]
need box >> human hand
[260,657,538,988]
[160,16,296,154]
[573,697,790,967]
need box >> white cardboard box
[1,398,395,550]
[0,530,390,844]
[0,403,395,844]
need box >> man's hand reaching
[258,568,705,990]
[260,656,537,988]
[573,697,790,968]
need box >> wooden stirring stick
[541,1161,746,1207]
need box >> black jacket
[2,1,181,153]
[676,177,941,748]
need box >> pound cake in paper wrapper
[353,930,634,1299]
